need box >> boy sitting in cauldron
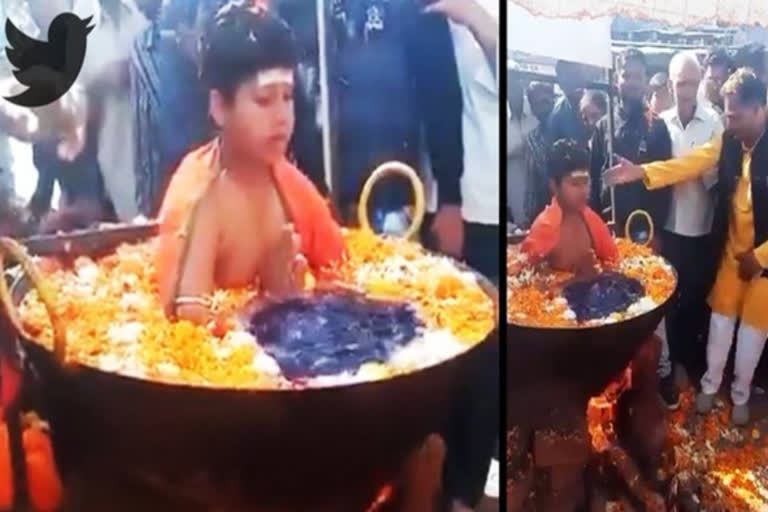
[155,1,345,324]
[522,139,618,276]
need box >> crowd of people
[0,0,500,510]
[510,42,768,426]
[0,0,501,285]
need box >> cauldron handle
[624,209,655,248]
[357,161,426,241]
[0,238,67,364]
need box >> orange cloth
[155,140,345,305]
[522,198,618,264]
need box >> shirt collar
[670,102,706,125]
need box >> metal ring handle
[0,238,67,363]
[357,161,426,241]
[624,209,654,247]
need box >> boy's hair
[201,1,299,99]
[721,67,767,108]
[618,48,647,71]
[547,139,590,183]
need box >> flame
[364,484,395,512]
[0,355,21,421]
[587,366,632,452]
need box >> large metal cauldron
[506,239,677,428]
[7,230,498,510]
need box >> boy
[156,2,345,324]
[522,139,617,275]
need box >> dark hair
[526,81,554,96]
[618,48,647,71]
[201,1,299,99]
[733,44,766,78]
[705,47,733,72]
[547,139,590,183]
[721,67,767,107]
[649,72,669,89]
[581,89,607,114]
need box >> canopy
[510,0,768,29]
[508,2,613,68]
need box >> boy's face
[211,68,295,166]
[551,170,590,211]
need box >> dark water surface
[247,292,422,379]
[562,272,645,323]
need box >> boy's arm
[588,209,619,263]
[167,195,219,323]
[520,208,558,264]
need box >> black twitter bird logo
[4,13,94,107]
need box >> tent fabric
[508,2,613,68]
[510,0,768,29]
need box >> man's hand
[604,156,646,186]
[430,205,464,259]
[422,0,497,71]
[422,0,484,28]
[737,251,763,281]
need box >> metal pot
[506,250,677,428]
[3,229,498,510]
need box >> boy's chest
[215,183,290,288]
[549,215,593,272]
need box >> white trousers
[700,312,768,405]
[656,319,672,379]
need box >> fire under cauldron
[506,233,678,511]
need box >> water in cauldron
[247,292,422,379]
[562,272,645,323]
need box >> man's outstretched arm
[605,135,723,190]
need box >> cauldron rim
[507,254,678,333]
[11,251,499,394]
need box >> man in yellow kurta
[606,68,768,425]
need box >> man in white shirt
[424,0,499,281]
[420,1,498,511]
[3,0,146,222]
[507,78,538,228]
[657,51,724,409]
